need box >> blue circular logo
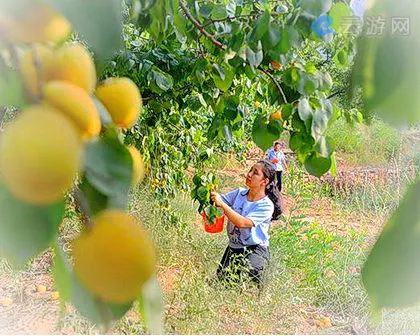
[311,14,335,37]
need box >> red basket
[271,158,279,164]
[200,212,225,233]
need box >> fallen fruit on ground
[0,298,13,306]
[37,285,47,294]
[72,210,156,303]
[50,291,60,300]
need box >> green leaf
[224,95,239,121]
[301,0,332,17]
[147,68,174,93]
[92,96,113,127]
[52,241,72,303]
[314,136,334,158]
[362,180,420,310]
[329,152,337,176]
[304,63,317,74]
[169,0,186,36]
[317,72,333,92]
[297,73,318,96]
[329,2,353,33]
[228,31,245,52]
[147,0,168,43]
[0,185,64,267]
[250,11,270,42]
[311,109,329,141]
[297,98,313,131]
[154,71,174,91]
[197,186,210,202]
[71,271,133,324]
[84,128,132,210]
[79,178,109,216]
[199,3,213,18]
[282,67,300,86]
[370,31,419,124]
[282,104,294,120]
[304,152,331,177]
[222,125,233,142]
[211,4,228,20]
[276,26,300,54]
[211,64,234,91]
[46,0,122,74]
[334,49,348,68]
[252,116,283,151]
[137,0,158,12]
[262,22,282,50]
[0,70,26,108]
[245,43,263,68]
[138,275,164,335]
[289,131,314,158]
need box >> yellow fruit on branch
[95,77,142,128]
[269,109,283,121]
[254,101,261,108]
[43,81,101,140]
[0,2,71,44]
[72,210,156,304]
[0,105,82,205]
[127,146,145,186]
[45,43,97,93]
[19,44,53,100]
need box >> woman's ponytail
[258,160,284,220]
[266,180,283,220]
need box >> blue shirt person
[221,187,273,249]
[210,160,284,285]
[265,141,287,191]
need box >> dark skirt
[217,245,269,285]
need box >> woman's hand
[210,191,224,207]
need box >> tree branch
[179,1,288,105]
[31,44,43,103]
[327,88,347,100]
[202,11,286,28]
[179,0,226,50]
[258,67,288,104]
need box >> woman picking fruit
[210,160,283,286]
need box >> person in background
[210,160,283,286]
[265,141,287,192]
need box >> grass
[331,157,417,218]
[326,118,401,166]
[127,184,304,334]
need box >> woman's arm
[210,191,253,228]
